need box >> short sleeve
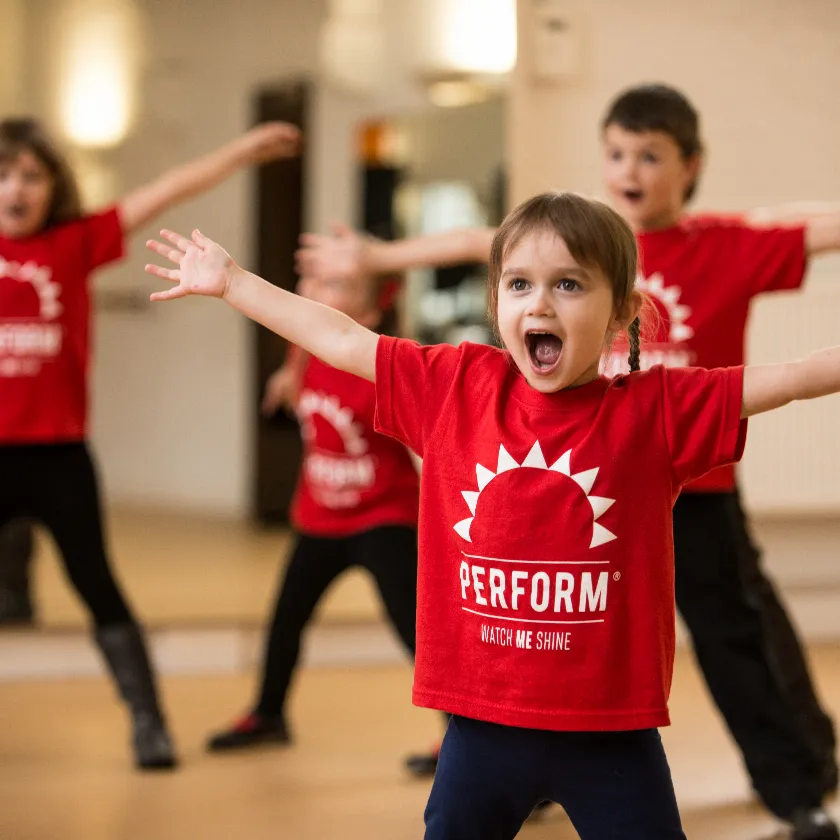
[374,336,462,456]
[81,207,126,273]
[660,366,747,488]
[732,224,807,296]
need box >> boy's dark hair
[602,84,703,201]
[488,191,642,373]
[0,118,84,228]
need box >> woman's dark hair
[0,118,83,227]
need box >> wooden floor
[9,510,840,837]
[1,648,839,840]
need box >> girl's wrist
[222,265,247,301]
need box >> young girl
[293,85,840,837]
[0,116,299,770]
[205,272,438,773]
[146,191,840,839]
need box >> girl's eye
[641,152,659,164]
[509,278,528,292]
[559,278,579,292]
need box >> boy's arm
[742,347,840,418]
[146,229,378,382]
[746,202,840,255]
[119,123,300,235]
[295,224,496,282]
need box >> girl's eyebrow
[501,266,590,279]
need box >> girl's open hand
[145,229,237,301]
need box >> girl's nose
[526,286,555,316]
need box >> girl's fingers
[150,286,189,302]
[145,239,183,264]
[144,263,180,282]
[160,229,194,252]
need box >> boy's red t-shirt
[376,338,746,731]
[291,355,419,537]
[0,208,125,443]
[603,215,806,492]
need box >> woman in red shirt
[146,191,840,838]
[0,117,299,770]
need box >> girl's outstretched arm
[742,347,840,418]
[119,123,300,235]
[295,224,496,282]
[145,229,377,382]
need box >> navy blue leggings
[424,716,685,840]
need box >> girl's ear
[609,290,642,333]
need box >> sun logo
[636,272,693,343]
[0,258,62,320]
[454,441,617,549]
[297,391,368,456]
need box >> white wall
[0,0,25,112]
[512,0,840,513]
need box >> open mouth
[622,189,643,204]
[4,204,29,220]
[526,331,564,375]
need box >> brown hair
[488,191,641,372]
[0,118,83,228]
[602,84,703,202]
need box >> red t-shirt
[376,338,746,731]
[0,208,125,443]
[603,215,806,492]
[291,356,419,537]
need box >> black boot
[0,520,36,627]
[95,623,178,771]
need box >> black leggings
[255,525,419,718]
[0,443,133,627]
[0,517,33,591]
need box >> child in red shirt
[294,85,840,840]
[204,273,438,771]
[0,116,299,769]
[147,191,840,838]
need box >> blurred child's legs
[424,716,685,840]
[674,491,833,817]
[354,525,419,655]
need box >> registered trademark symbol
[613,572,621,581]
